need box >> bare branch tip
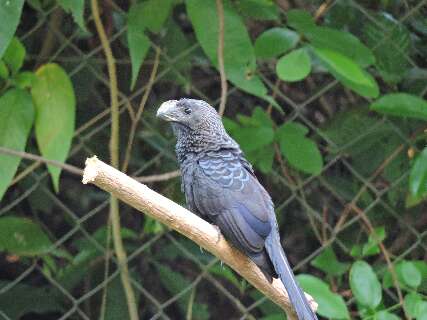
[82,156,99,184]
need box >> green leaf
[13,71,38,89]
[186,0,271,100]
[277,122,323,175]
[311,247,349,276]
[306,26,375,67]
[57,0,87,31]
[375,310,400,320]
[370,93,427,121]
[255,28,299,59]
[0,216,52,256]
[127,3,151,90]
[0,0,24,58]
[3,37,25,74]
[287,9,315,33]
[234,126,274,152]
[313,47,379,98]
[0,89,34,200]
[0,60,8,78]
[350,261,382,309]
[297,274,350,319]
[404,292,422,318]
[409,147,427,199]
[363,13,411,84]
[31,63,76,192]
[0,281,63,318]
[235,0,279,20]
[362,226,386,257]
[416,301,427,320]
[276,48,311,82]
[401,261,422,288]
[135,0,174,33]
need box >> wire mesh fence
[0,0,426,319]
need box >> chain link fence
[1,0,426,319]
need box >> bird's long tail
[265,227,318,320]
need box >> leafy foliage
[0,0,425,319]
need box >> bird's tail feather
[265,231,318,320]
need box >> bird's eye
[184,107,192,115]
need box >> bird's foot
[212,224,221,244]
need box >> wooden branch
[82,156,318,319]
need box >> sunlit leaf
[350,261,382,309]
[186,0,271,101]
[401,261,422,288]
[297,274,350,319]
[0,89,34,200]
[313,47,379,98]
[31,63,76,192]
[3,37,25,74]
[370,93,427,121]
[306,26,375,67]
[277,122,323,175]
[0,0,24,58]
[255,28,299,59]
[375,310,400,320]
[276,48,311,82]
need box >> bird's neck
[175,131,238,166]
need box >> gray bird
[157,98,317,320]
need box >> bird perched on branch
[157,98,318,320]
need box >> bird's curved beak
[156,100,179,122]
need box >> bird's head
[156,98,238,156]
[156,98,223,132]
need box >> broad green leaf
[255,28,299,59]
[13,71,38,89]
[246,144,275,174]
[350,261,382,309]
[375,310,400,320]
[127,3,151,89]
[3,37,25,74]
[236,0,279,20]
[0,216,52,256]
[277,122,323,175]
[416,301,427,320]
[234,126,274,152]
[311,247,349,276]
[306,26,375,67]
[287,9,315,33]
[0,281,63,318]
[313,47,379,98]
[57,0,87,31]
[404,293,422,318]
[0,60,8,78]
[0,0,24,58]
[362,226,386,257]
[0,89,34,200]
[297,274,350,319]
[409,147,427,199]
[186,0,270,100]
[136,0,174,33]
[370,93,427,121]
[363,13,411,84]
[276,48,311,82]
[401,261,422,288]
[31,63,76,192]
